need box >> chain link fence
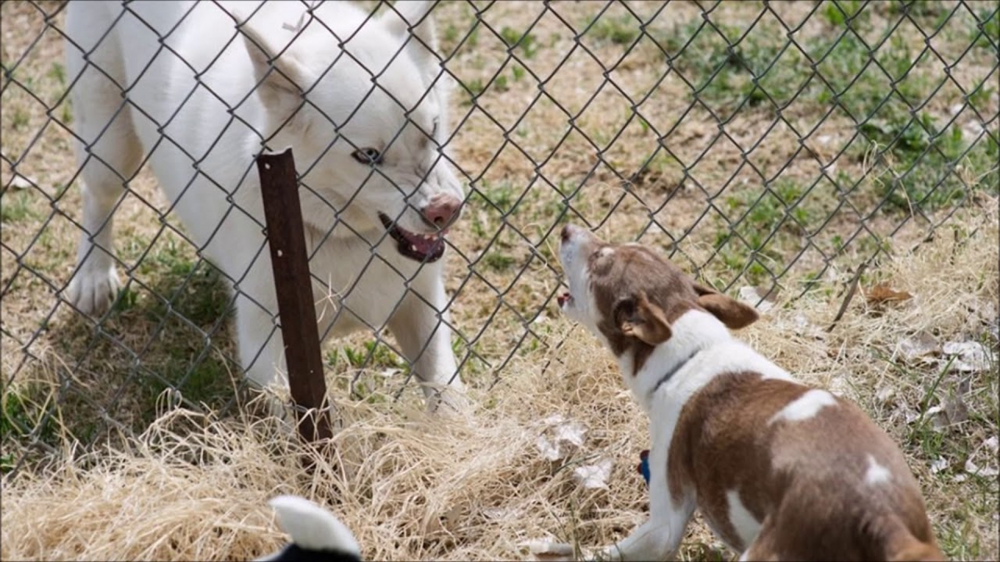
[2,0,997,475]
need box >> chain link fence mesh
[2,0,997,475]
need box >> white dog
[64,0,466,410]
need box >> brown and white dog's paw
[522,541,576,562]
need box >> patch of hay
[2,200,997,561]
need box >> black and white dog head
[257,496,362,562]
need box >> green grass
[656,5,995,232]
[711,179,834,285]
[660,9,941,131]
[443,23,460,47]
[467,24,480,48]
[660,18,799,117]
[452,337,488,381]
[967,80,995,112]
[442,18,482,55]
[59,99,72,124]
[325,335,491,401]
[886,0,950,25]
[46,62,65,86]
[482,250,516,271]
[327,339,407,403]
[20,240,243,440]
[464,179,541,275]
[147,263,232,326]
[111,285,140,314]
[972,7,1000,49]
[328,339,404,372]
[1,381,59,473]
[1,384,51,441]
[118,257,237,426]
[8,107,30,131]
[499,26,538,59]
[1,191,40,223]
[138,352,240,422]
[810,32,930,119]
[474,180,517,214]
[822,0,869,28]
[586,14,640,45]
[464,78,485,100]
[867,112,999,213]
[879,343,1000,561]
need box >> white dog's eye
[352,147,382,165]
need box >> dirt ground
[2,1,998,560]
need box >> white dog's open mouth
[378,213,447,263]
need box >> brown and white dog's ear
[694,283,759,329]
[619,291,673,345]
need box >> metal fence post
[256,148,333,445]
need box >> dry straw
[3,201,997,561]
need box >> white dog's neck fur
[620,309,734,413]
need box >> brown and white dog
[552,224,944,561]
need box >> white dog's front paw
[424,383,472,417]
[67,265,121,316]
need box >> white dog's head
[239,1,462,263]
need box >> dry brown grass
[2,203,997,561]
[2,1,998,560]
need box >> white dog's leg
[65,6,142,316]
[388,267,467,413]
[235,290,285,391]
[235,289,300,426]
[592,446,694,561]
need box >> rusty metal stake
[256,148,333,445]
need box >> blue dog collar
[637,449,650,486]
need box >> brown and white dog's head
[557,224,759,369]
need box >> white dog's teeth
[410,244,418,251]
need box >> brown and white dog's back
[676,373,939,561]
[554,224,943,561]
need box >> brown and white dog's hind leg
[737,524,780,562]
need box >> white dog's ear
[381,1,439,72]
[239,22,310,121]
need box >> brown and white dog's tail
[889,538,946,562]
[886,525,946,562]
